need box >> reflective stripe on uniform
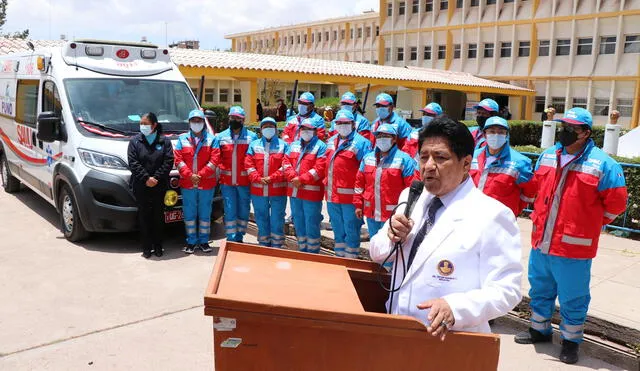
[177,162,187,170]
[337,188,355,195]
[300,185,321,191]
[385,204,396,211]
[520,194,535,203]
[604,211,618,220]
[539,165,573,254]
[570,163,602,178]
[561,235,593,246]
[263,141,271,197]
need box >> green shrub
[201,105,229,133]
[315,97,341,110]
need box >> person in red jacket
[325,109,371,258]
[174,109,217,254]
[211,106,258,243]
[281,92,326,144]
[245,117,289,248]
[283,119,327,253]
[469,116,536,217]
[515,108,628,365]
[402,102,443,162]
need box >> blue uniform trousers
[221,185,251,242]
[181,188,215,245]
[290,197,323,253]
[250,195,287,248]
[327,202,362,259]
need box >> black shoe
[514,328,553,344]
[183,244,195,254]
[199,243,212,253]
[154,245,163,257]
[560,340,579,364]
[142,250,153,259]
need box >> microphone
[404,180,425,218]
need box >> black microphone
[404,180,425,218]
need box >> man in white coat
[369,117,523,340]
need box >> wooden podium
[204,241,500,371]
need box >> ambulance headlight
[78,149,128,170]
[141,49,156,59]
[85,46,104,56]
[164,190,178,207]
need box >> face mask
[300,130,314,142]
[485,134,507,150]
[298,104,309,116]
[422,116,434,127]
[230,120,243,130]
[341,104,353,112]
[476,116,488,130]
[376,107,390,120]
[190,122,204,133]
[262,127,276,140]
[336,124,353,137]
[140,125,153,136]
[376,138,393,153]
[559,128,579,147]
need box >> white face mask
[336,123,353,137]
[140,125,153,136]
[341,104,353,112]
[376,137,393,152]
[190,122,204,133]
[300,130,314,142]
[262,127,276,140]
[298,104,310,116]
[485,134,507,150]
[422,116,434,126]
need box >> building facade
[225,0,639,128]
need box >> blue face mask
[422,116,434,127]
[298,104,309,116]
[376,107,390,120]
[341,104,353,112]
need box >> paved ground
[0,188,629,370]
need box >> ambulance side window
[15,79,39,128]
[42,81,62,117]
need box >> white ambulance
[0,39,210,241]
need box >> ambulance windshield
[64,78,199,134]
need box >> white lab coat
[369,177,523,333]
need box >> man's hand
[146,177,158,187]
[355,208,363,219]
[292,177,302,188]
[387,214,414,243]
[417,298,455,341]
[261,177,271,185]
[190,174,201,185]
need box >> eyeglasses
[558,124,583,134]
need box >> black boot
[154,244,163,257]
[514,328,553,344]
[560,340,580,364]
[142,248,153,259]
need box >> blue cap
[228,106,246,119]
[340,92,357,104]
[374,123,397,136]
[300,118,316,130]
[335,109,355,123]
[374,93,394,107]
[420,102,443,116]
[260,117,277,127]
[556,107,593,128]
[298,92,315,104]
[483,116,509,130]
[474,98,499,112]
[188,109,205,120]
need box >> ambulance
[0,39,216,241]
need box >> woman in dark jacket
[127,112,174,258]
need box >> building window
[572,97,587,109]
[468,43,477,58]
[410,46,418,60]
[556,39,570,56]
[470,0,479,5]
[234,89,242,102]
[454,44,461,59]
[387,3,393,16]
[412,0,420,13]
[204,88,215,103]
[594,98,609,116]
[341,30,345,40]
[397,47,404,61]
[504,0,514,2]
[366,27,371,38]
[333,30,337,41]
[424,45,432,60]
[425,0,433,12]
[483,43,494,58]
[290,36,294,45]
[399,1,406,15]
[325,31,329,41]
[576,38,593,55]
[551,97,565,114]
[538,40,550,56]
[535,96,546,113]
[191,88,198,100]
[438,45,446,59]
[376,26,380,36]
[440,0,448,10]
[624,35,640,53]
[518,41,530,57]
[456,0,464,8]
[297,35,300,44]
[500,42,512,57]
[219,89,229,103]
[385,47,391,62]
[617,98,633,116]
[357,28,362,38]
[486,0,496,4]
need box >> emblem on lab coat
[437,260,454,276]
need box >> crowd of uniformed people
[128,90,628,364]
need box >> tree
[0,0,29,39]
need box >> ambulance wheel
[59,184,89,242]
[1,153,21,193]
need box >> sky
[3,0,378,50]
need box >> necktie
[407,197,443,269]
